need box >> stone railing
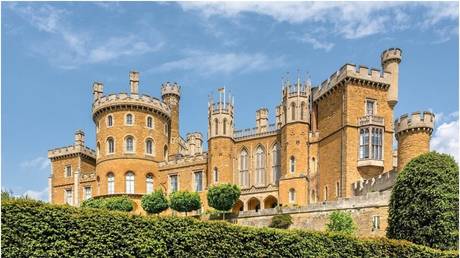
[358,115,384,127]
[159,152,208,168]
[92,93,171,118]
[234,123,278,140]
[313,64,391,101]
[238,191,391,217]
[80,172,96,181]
[240,184,279,195]
[48,145,96,160]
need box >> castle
[48,48,435,235]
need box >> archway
[264,195,278,209]
[247,197,261,212]
[232,200,244,215]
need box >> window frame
[124,135,135,153]
[290,156,296,174]
[107,172,115,194]
[359,126,383,160]
[84,186,92,200]
[107,114,114,127]
[146,115,154,129]
[125,171,135,194]
[125,113,134,126]
[365,99,376,116]
[145,138,154,156]
[107,137,115,154]
[194,171,203,192]
[169,174,179,193]
[289,188,296,203]
[65,165,72,178]
[65,188,73,205]
[146,174,154,194]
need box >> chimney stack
[74,130,85,146]
[130,71,139,95]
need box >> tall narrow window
[371,128,383,160]
[107,137,115,154]
[239,150,249,187]
[272,143,281,184]
[125,136,134,152]
[290,156,296,173]
[291,102,296,120]
[366,100,375,115]
[255,146,265,186]
[164,145,168,161]
[336,182,340,198]
[146,174,154,193]
[146,139,153,155]
[214,118,219,135]
[146,116,153,128]
[301,101,306,120]
[164,123,168,135]
[311,157,316,174]
[223,118,227,135]
[194,171,203,192]
[107,115,113,127]
[289,188,296,203]
[213,167,219,183]
[65,189,73,205]
[84,186,92,200]
[126,113,133,125]
[125,172,134,194]
[170,175,178,192]
[96,142,100,158]
[359,128,369,159]
[107,172,115,194]
[372,215,381,231]
[65,165,72,177]
[324,186,328,201]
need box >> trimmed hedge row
[2,199,456,257]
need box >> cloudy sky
[2,2,458,200]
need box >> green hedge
[2,199,456,257]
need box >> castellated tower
[277,78,311,206]
[92,71,171,197]
[395,111,435,172]
[186,132,203,156]
[161,82,181,157]
[381,48,402,108]
[208,88,234,186]
[256,108,269,133]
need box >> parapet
[161,82,181,98]
[381,48,402,65]
[394,111,435,139]
[92,93,171,121]
[186,132,203,141]
[313,63,391,101]
[352,170,398,196]
[48,144,96,161]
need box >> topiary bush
[2,199,456,257]
[387,152,459,250]
[169,191,201,216]
[141,190,169,215]
[81,198,106,209]
[269,214,293,229]
[105,196,134,212]
[326,211,357,235]
[207,184,240,220]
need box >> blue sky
[2,2,458,200]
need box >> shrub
[169,191,201,216]
[81,198,106,209]
[387,152,459,250]
[326,211,357,235]
[269,214,293,229]
[105,196,134,212]
[2,199,456,257]
[141,190,169,215]
[207,184,240,220]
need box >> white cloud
[22,187,49,201]
[293,33,334,51]
[179,2,458,40]
[431,112,459,161]
[154,50,285,75]
[20,157,50,171]
[8,3,163,69]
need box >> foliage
[1,190,13,200]
[169,191,201,216]
[2,199,456,257]
[387,152,459,250]
[207,184,240,219]
[81,196,134,212]
[326,211,357,235]
[269,214,293,229]
[141,190,169,215]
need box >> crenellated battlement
[313,64,391,101]
[381,48,402,65]
[158,152,208,168]
[352,170,398,196]
[186,132,203,141]
[395,111,435,138]
[209,101,234,115]
[48,144,96,160]
[92,93,171,121]
[161,82,181,98]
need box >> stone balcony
[357,159,384,178]
[358,115,384,127]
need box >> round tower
[161,82,181,157]
[92,71,171,198]
[381,48,402,108]
[207,88,234,185]
[278,78,311,206]
[395,111,435,172]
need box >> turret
[208,88,234,139]
[395,111,435,172]
[92,82,103,101]
[280,77,311,126]
[74,129,85,146]
[256,108,269,133]
[129,71,139,95]
[186,132,203,156]
[161,82,181,156]
[381,48,402,108]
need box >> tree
[387,152,458,250]
[169,191,201,216]
[269,214,293,229]
[81,198,106,209]
[104,196,134,212]
[207,184,241,220]
[326,211,356,235]
[141,190,169,215]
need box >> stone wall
[237,191,390,237]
